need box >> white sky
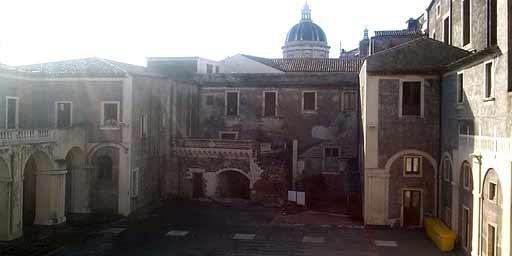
[0,0,431,66]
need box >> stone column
[0,177,21,241]
[34,169,67,225]
[67,167,93,213]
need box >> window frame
[302,90,317,113]
[225,90,240,117]
[100,101,121,129]
[462,0,472,48]
[262,90,278,117]
[488,181,497,203]
[131,168,139,198]
[219,131,239,140]
[323,146,341,159]
[5,96,19,129]
[399,80,424,118]
[54,101,73,128]
[483,60,494,100]
[487,222,497,256]
[443,15,450,44]
[457,71,465,104]
[403,155,422,177]
[463,162,472,191]
[436,3,441,18]
[462,206,472,250]
[342,91,356,111]
[442,158,451,182]
[205,95,214,106]
[140,114,148,138]
[487,0,498,47]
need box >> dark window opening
[404,156,421,175]
[206,64,213,74]
[215,66,220,73]
[324,147,340,158]
[463,0,471,46]
[264,92,277,117]
[303,92,316,111]
[443,17,450,44]
[6,98,18,129]
[103,103,118,126]
[485,62,493,98]
[343,92,355,111]
[226,92,239,116]
[457,73,464,103]
[220,132,237,140]
[97,155,113,183]
[206,95,214,105]
[488,0,497,46]
[402,81,421,116]
[56,102,71,128]
[487,224,496,256]
[489,182,497,201]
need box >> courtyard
[0,200,459,256]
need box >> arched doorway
[481,168,502,256]
[65,147,87,214]
[23,151,53,226]
[90,147,119,214]
[458,161,473,255]
[216,170,250,199]
[0,158,10,239]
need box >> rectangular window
[401,81,422,116]
[263,91,277,117]
[55,101,72,128]
[302,91,316,112]
[404,156,421,175]
[226,91,239,116]
[101,101,120,128]
[215,66,220,74]
[487,224,496,256]
[443,207,452,226]
[324,147,340,158]
[343,91,356,111]
[463,163,471,190]
[484,62,493,98]
[206,95,214,106]
[436,3,441,17]
[131,168,139,198]
[140,114,148,138]
[457,73,464,103]
[488,0,497,46]
[443,158,451,181]
[463,0,471,46]
[5,96,19,129]
[206,64,213,74]
[462,207,471,249]
[443,16,450,44]
[219,131,238,140]
[488,182,497,202]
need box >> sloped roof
[374,30,424,37]
[242,55,364,73]
[365,37,471,75]
[17,57,163,78]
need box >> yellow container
[424,218,456,252]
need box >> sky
[0,0,431,66]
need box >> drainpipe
[437,75,443,218]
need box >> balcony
[459,135,512,155]
[0,129,56,145]
[173,138,256,159]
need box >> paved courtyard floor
[41,200,459,256]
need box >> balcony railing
[173,138,255,150]
[459,135,512,155]
[0,128,56,145]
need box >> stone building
[360,0,512,255]
[0,58,198,241]
[282,2,330,58]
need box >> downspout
[437,74,443,218]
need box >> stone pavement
[45,200,460,256]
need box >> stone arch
[0,157,10,240]
[481,168,502,256]
[64,147,89,214]
[215,168,251,200]
[89,145,120,214]
[87,143,127,164]
[384,149,437,227]
[22,151,53,226]
[384,149,438,175]
[458,160,474,253]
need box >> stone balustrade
[459,135,512,155]
[0,128,55,145]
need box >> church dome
[285,2,327,43]
[286,22,327,42]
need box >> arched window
[462,162,472,191]
[442,157,452,182]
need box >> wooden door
[403,190,422,227]
[192,173,204,198]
